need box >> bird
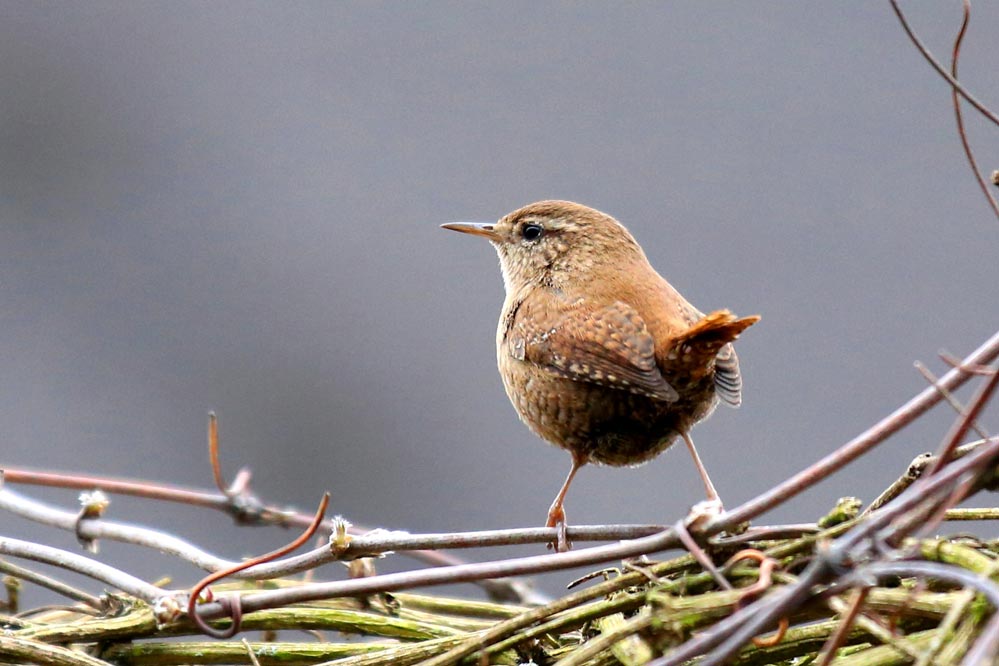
[442,200,758,550]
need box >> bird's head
[442,200,648,293]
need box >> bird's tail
[672,310,760,356]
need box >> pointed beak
[440,221,500,242]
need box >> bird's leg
[546,453,585,552]
[681,431,724,520]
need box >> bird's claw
[546,508,572,552]
[685,498,725,529]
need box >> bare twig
[170,324,999,624]
[0,635,114,666]
[648,434,999,666]
[923,355,999,478]
[1,486,712,578]
[0,537,171,602]
[816,588,870,665]
[0,559,103,610]
[186,493,329,638]
[863,440,988,515]
[915,361,989,440]
[706,329,999,531]
[917,587,977,666]
[1,467,535,601]
[889,0,999,127]
[948,0,999,223]
[846,562,999,665]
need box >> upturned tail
[673,310,760,354]
[663,310,757,407]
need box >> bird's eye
[522,223,544,241]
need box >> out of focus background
[3,3,998,602]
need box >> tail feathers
[673,310,759,355]
[667,310,758,406]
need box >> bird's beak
[440,222,500,242]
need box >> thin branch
[203,433,999,621]
[944,507,999,520]
[816,588,870,665]
[648,434,999,666]
[176,324,999,623]
[0,559,103,610]
[826,591,922,660]
[0,635,114,666]
[186,493,329,638]
[338,523,666,554]
[710,327,999,530]
[1,469,228,511]
[915,361,988,440]
[918,587,977,665]
[889,0,999,127]
[0,470,531,602]
[948,0,999,224]
[207,411,226,494]
[0,488,687,572]
[924,357,999,478]
[863,440,987,515]
[0,537,171,602]
[844,562,999,665]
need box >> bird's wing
[713,343,743,407]
[510,301,679,402]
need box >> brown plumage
[443,200,758,549]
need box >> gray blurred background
[3,2,998,603]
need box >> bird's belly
[499,360,718,467]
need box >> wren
[443,200,758,549]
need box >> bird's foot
[684,497,725,530]
[546,506,572,552]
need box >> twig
[553,610,654,666]
[673,519,731,590]
[186,493,329,638]
[0,559,103,609]
[944,507,999,520]
[816,588,870,665]
[916,587,976,666]
[1,468,228,511]
[863,440,986,515]
[889,0,999,127]
[0,487,698,575]
[844,561,999,665]
[648,435,999,666]
[923,355,999,478]
[0,488,311,580]
[1,470,552,605]
[0,537,169,602]
[0,635,114,666]
[420,553,695,666]
[208,412,226,494]
[705,328,999,531]
[915,361,988,440]
[0,469,535,601]
[826,592,922,660]
[948,0,999,224]
[185,334,999,621]
[710,523,819,546]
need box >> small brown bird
[443,201,758,549]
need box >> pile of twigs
[4,2,999,664]
[2,463,999,666]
